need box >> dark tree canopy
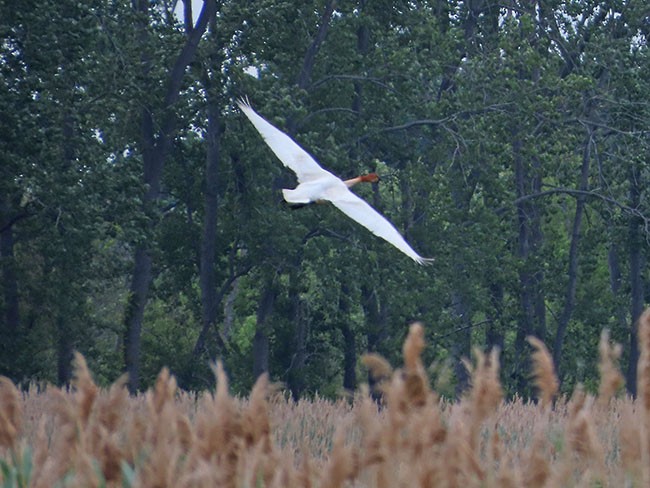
[1,0,649,398]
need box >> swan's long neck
[344,173,379,187]
[343,176,362,187]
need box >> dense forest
[1,0,649,398]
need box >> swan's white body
[237,98,433,265]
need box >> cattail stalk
[636,309,650,486]
[0,377,22,450]
[527,336,559,408]
[597,329,624,406]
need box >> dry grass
[2,314,650,487]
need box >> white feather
[237,98,433,265]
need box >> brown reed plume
[9,314,650,487]
[30,353,106,488]
[565,388,605,481]
[618,309,650,486]
[464,347,503,427]
[95,374,128,433]
[0,376,22,450]
[84,374,129,484]
[361,354,393,385]
[241,373,272,451]
[137,367,190,488]
[188,360,244,487]
[355,385,386,470]
[447,346,502,485]
[319,423,359,488]
[619,401,641,479]
[636,308,650,486]
[401,322,429,408]
[521,425,551,488]
[72,352,99,426]
[637,309,650,413]
[527,336,559,408]
[239,373,283,486]
[597,329,624,406]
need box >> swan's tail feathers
[282,188,312,205]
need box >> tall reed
[2,311,650,487]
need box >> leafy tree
[2,0,650,400]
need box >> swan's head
[360,172,380,183]
[343,172,380,188]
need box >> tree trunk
[123,0,215,393]
[222,277,240,341]
[486,282,504,353]
[451,289,472,396]
[253,279,276,380]
[627,165,644,395]
[513,145,546,334]
[553,128,593,375]
[197,84,221,358]
[601,137,628,344]
[182,0,193,34]
[52,109,78,386]
[285,0,335,132]
[512,140,546,392]
[287,269,308,399]
[0,216,19,378]
[340,283,356,392]
[448,155,475,395]
[606,236,629,341]
[362,284,388,400]
[124,247,152,392]
[124,104,161,393]
[56,315,73,385]
[270,2,336,394]
[352,0,369,114]
[336,5,365,395]
[509,7,549,393]
[193,270,248,358]
[342,322,357,392]
[295,0,336,90]
[0,221,19,334]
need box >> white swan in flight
[236,98,433,265]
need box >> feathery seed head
[0,377,22,449]
[527,336,559,408]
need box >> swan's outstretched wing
[237,98,333,183]
[325,186,434,265]
[238,97,433,265]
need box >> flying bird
[236,98,433,265]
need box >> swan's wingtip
[416,257,435,266]
[236,96,252,110]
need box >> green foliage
[140,294,200,388]
[2,0,649,397]
[0,447,32,488]
[120,461,136,488]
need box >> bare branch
[576,118,650,137]
[432,320,491,341]
[298,107,358,128]
[375,116,455,133]
[164,0,216,107]
[0,212,29,234]
[514,188,650,230]
[356,103,513,143]
[296,0,336,90]
[310,74,394,91]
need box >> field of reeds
[3,310,650,487]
